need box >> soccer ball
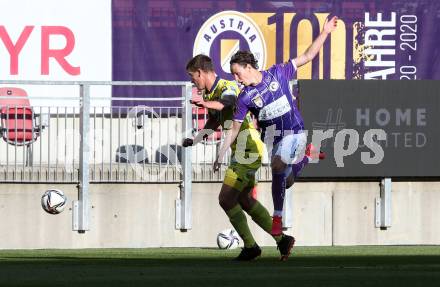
[41,189,67,214]
[217,228,240,249]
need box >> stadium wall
[1,182,439,249]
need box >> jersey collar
[252,70,267,89]
[206,76,220,95]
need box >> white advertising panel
[0,0,111,107]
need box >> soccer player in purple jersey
[214,16,338,240]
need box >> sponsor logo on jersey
[258,94,291,121]
[269,81,279,92]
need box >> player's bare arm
[183,117,220,147]
[192,92,236,111]
[294,16,338,68]
[214,120,242,171]
[194,117,220,143]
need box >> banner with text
[112,0,440,106]
[300,80,440,178]
[0,0,112,107]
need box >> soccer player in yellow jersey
[183,54,294,261]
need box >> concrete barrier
[0,181,439,249]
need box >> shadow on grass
[1,248,440,287]
[1,254,440,268]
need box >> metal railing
[0,81,302,183]
[0,80,194,232]
[0,82,191,182]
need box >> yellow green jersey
[204,77,263,169]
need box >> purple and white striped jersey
[233,59,304,144]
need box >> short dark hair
[230,50,259,69]
[186,54,214,72]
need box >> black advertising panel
[299,80,440,178]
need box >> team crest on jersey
[252,95,264,107]
[269,81,279,92]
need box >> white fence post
[73,84,91,233]
[176,82,193,231]
[375,178,392,229]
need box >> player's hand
[189,100,204,107]
[213,158,221,172]
[191,94,205,107]
[323,16,338,34]
[182,138,194,147]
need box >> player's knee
[286,172,295,189]
[238,193,255,212]
[218,194,228,211]
[271,156,286,173]
[218,189,236,211]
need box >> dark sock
[272,171,287,214]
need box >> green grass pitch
[1,246,440,287]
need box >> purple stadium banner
[112,0,440,106]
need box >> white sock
[273,210,283,217]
